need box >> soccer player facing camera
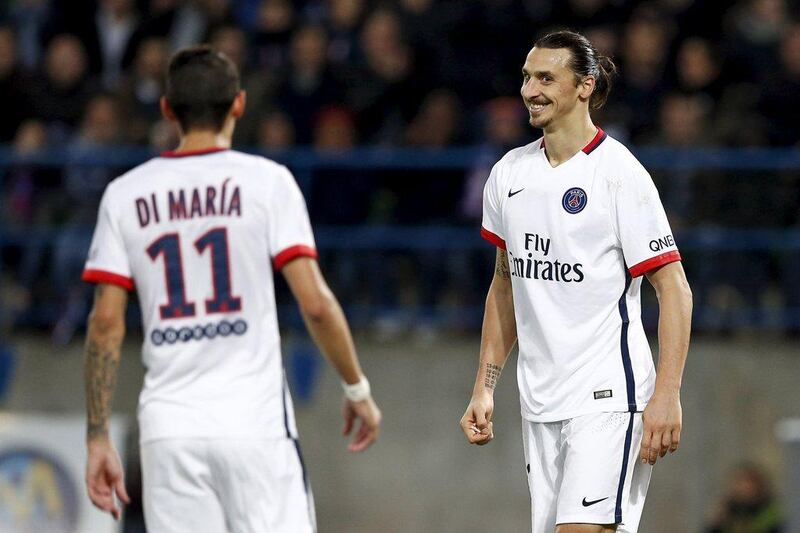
[460,31,692,533]
[83,46,381,532]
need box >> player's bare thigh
[556,523,616,533]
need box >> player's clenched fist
[460,392,495,445]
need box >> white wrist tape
[342,376,371,402]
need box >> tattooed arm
[460,247,517,445]
[84,283,130,519]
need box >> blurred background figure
[705,463,785,533]
[29,34,95,141]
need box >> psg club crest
[562,187,587,214]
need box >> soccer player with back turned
[82,46,381,532]
[460,31,692,533]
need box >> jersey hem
[628,250,681,277]
[139,434,291,445]
[520,403,645,423]
[556,514,618,526]
[273,245,319,270]
[82,268,135,291]
[480,227,506,250]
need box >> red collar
[160,147,229,158]
[540,127,607,155]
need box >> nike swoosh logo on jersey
[508,188,525,198]
[582,497,609,507]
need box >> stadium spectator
[275,24,344,144]
[123,0,233,67]
[257,109,296,150]
[116,37,168,143]
[758,23,800,146]
[551,0,626,31]
[461,96,531,222]
[251,0,295,70]
[725,0,788,82]
[324,0,366,67]
[7,0,49,69]
[674,37,726,101]
[705,463,785,533]
[29,34,96,140]
[404,89,463,148]
[4,120,48,226]
[0,25,32,143]
[89,0,139,88]
[52,93,126,344]
[650,92,714,147]
[210,25,274,145]
[314,105,357,151]
[615,14,671,142]
[345,7,426,144]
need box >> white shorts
[522,412,651,532]
[141,438,316,533]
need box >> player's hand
[460,391,494,445]
[639,390,682,465]
[342,396,381,452]
[86,436,130,520]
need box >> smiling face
[520,47,593,130]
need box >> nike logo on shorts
[508,188,525,198]
[582,496,609,507]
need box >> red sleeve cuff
[628,250,682,278]
[480,227,506,250]
[82,269,135,291]
[273,245,319,270]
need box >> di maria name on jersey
[480,130,681,423]
[82,148,317,443]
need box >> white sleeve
[610,163,681,278]
[82,185,135,290]
[269,167,318,270]
[480,161,506,250]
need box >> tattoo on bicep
[85,338,120,439]
[495,249,510,280]
[484,363,503,390]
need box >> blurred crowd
[3,0,800,153]
[3,0,800,338]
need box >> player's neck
[174,132,231,153]
[542,114,597,167]
[174,129,233,154]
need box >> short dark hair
[534,30,617,110]
[165,45,240,131]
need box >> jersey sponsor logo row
[648,234,675,252]
[509,232,585,282]
[150,319,248,346]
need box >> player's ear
[231,90,246,119]
[579,75,596,102]
[160,96,177,122]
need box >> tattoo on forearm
[85,337,120,439]
[495,249,510,280]
[484,363,503,390]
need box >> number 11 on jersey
[147,227,242,320]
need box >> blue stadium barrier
[1,145,799,332]
[3,145,800,170]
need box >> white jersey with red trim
[83,148,317,443]
[481,129,681,422]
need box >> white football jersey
[83,148,317,443]
[481,129,681,422]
